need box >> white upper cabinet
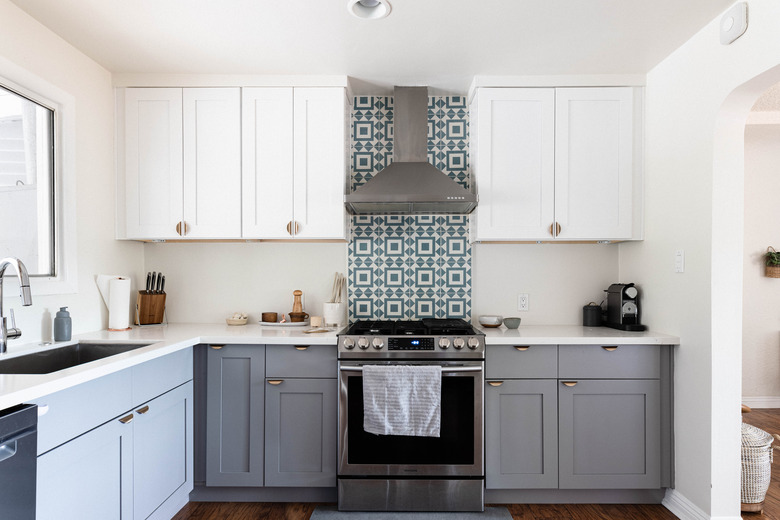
[121,87,241,239]
[242,87,347,240]
[472,86,641,242]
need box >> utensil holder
[323,302,345,328]
[135,292,166,325]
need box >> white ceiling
[10,0,735,93]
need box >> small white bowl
[478,315,503,328]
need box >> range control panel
[388,337,435,351]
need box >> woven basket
[741,423,774,508]
[766,247,780,277]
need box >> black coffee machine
[603,283,647,331]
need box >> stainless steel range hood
[345,87,477,215]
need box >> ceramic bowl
[503,317,521,329]
[478,315,503,328]
[226,317,248,326]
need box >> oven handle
[339,365,482,373]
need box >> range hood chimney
[344,86,477,215]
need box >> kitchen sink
[0,342,152,374]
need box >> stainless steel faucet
[0,257,32,354]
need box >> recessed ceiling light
[347,0,392,20]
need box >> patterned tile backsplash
[348,96,472,322]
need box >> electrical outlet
[675,249,685,273]
[518,293,529,311]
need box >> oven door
[338,360,484,477]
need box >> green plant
[767,247,780,266]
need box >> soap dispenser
[53,307,72,342]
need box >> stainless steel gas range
[337,319,486,512]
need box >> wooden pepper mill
[292,290,303,313]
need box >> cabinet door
[558,379,660,489]
[124,88,183,239]
[206,344,265,486]
[133,381,193,520]
[554,88,634,240]
[485,379,558,489]
[182,88,241,238]
[264,378,337,487]
[242,88,294,239]
[292,88,347,239]
[473,88,555,240]
[37,413,133,520]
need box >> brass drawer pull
[294,346,309,351]
[561,381,578,387]
[602,346,618,352]
[210,345,225,350]
[487,381,504,387]
[119,414,134,424]
[514,346,530,351]
[136,405,150,415]
[268,380,284,385]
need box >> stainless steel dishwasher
[0,404,37,520]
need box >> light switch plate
[720,2,748,45]
[675,249,685,273]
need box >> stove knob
[453,337,465,350]
[467,337,480,350]
[372,338,384,350]
[357,337,370,350]
[439,338,451,349]
[343,338,355,350]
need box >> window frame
[0,61,77,296]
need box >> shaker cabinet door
[264,377,338,487]
[124,88,184,240]
[206,344,266,486]
[558,379,660,489]
[485,379,558,489]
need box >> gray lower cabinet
[485,379,558,489]
[264,377,337,487]
[558,379,661,489]
[36,381,193,520]
[205,344,265,486]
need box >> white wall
[619,1,780,517]
[472,244,619,324]
[0,0,144,347]
[142,242,346,323]
[742,123,780,405]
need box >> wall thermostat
[720,2,748,45]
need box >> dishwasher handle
[0,439,17,463]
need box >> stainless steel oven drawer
[266,344,337,378]
[486,345,557,379]
[558,344,660,379]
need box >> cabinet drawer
[486,345,557,379]
[32,369,133,455]
[265,345,337,378]
[132,348,193,405]
[558,345,660,379]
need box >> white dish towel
[362,365,442,437]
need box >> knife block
[135,292,166,325]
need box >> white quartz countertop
[0,323,340,410]
[478,325,679,345]
[0,322,678,410]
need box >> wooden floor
[742,408,780,519]
[173,501,678,519]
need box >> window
[0,85,55,276]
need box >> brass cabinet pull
[268,380,284,385]
[136,405,150,415]
[561,381,578,387]
[294,346,309,351]
[556,222,562,236]
[119,414,134,424]
[286,221,293,236]
[294,221,301,235]
[602,346,618,352]
[176,222,182,236]
[210,345,225,350]
[549,223,555,237]
[175,221,189,236]
[514,346,530,351]
[487,381,504,387]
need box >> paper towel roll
[107,277,131,331]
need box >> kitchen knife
[150,272,157,294]
[160,275,165,294]
[145,272,152,294]
[155,273,163,294]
